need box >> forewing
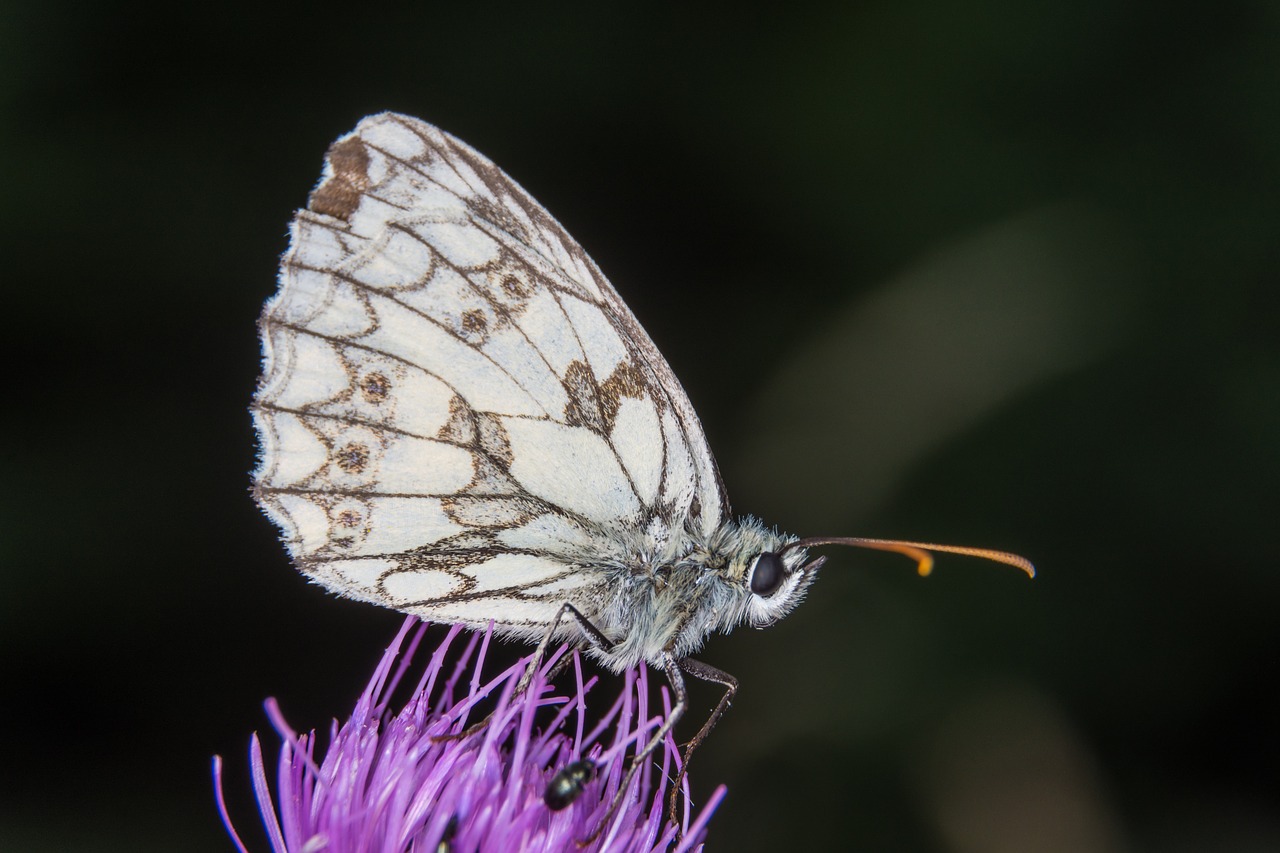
[253,113,726,635]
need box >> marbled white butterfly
[252,113,1033,836]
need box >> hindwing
[253,113,726,635]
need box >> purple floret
[215,618,724,852]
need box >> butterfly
[252,112,1033,836]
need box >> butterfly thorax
[580,517,813,671]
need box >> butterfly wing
[253,113,726,639]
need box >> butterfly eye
[749,552,787,597]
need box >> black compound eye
[750,552,787,597]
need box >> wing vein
[277,261,553,418]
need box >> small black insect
[543,759,598,811]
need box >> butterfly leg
[576,652,687,847]
[666,657,738,829]
[514,602,613,699]
[433,603,611,742]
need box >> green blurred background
[3,1,1277,850]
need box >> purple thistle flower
[214,618,725,852]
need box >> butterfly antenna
[780,537,1035,578]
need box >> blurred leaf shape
[735,204,1139,529]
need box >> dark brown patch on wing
[501,273,528,299]
[562,360,604,432]
[360,372,390,404]
[335,442,370,474]
[598,360,649,431]
[309,137,370,220]
[460,309,488,342]
[335,507,363,528]
[563,359,650,435]
[475,255,535,316]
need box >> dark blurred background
[3,1,1278,850]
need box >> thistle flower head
[214,619,724,851]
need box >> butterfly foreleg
[665,657,738,830]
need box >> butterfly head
[741,547,826,627]
[708,518,824,631]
